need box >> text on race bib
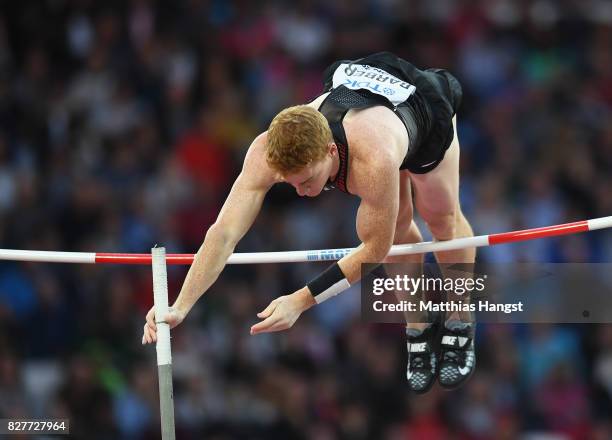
[331,63,416,107]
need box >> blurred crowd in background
[0,0,611,438]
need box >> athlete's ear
[328,142,337,156]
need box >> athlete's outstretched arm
[143,134,275,344]
[251,154,400,334]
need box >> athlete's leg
[384,171,428,329]
[410,117,475,321]
[388,172,440,394]
[410,116,477,389]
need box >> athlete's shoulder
[244,132,267,161]
[241,132,279,187]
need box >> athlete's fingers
[257,299,279,318]
[146,308,157,331]
[145,322,158,344]
[143,323,152,344]
[151,325,157,343]
[257,320,289,333]
[250,314,281,335]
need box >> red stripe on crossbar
[95,253,195,265]
[488,220,589,245]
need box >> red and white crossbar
[0,216,610,265]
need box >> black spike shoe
[406,313,441,394]
[438,319,476,389]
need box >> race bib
[331,63,416,107]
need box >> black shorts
[322,52,463,174]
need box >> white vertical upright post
[151,247,176,440]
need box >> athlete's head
[266,105,336,197]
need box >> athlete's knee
[427,213,456,241]
[425,207,472,241]
[424,204,465,240]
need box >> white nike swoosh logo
[458,366,471,376]
[406,370,413,380]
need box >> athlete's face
[284,160,328,197]
[283,145,335,197]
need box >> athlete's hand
[250,288,316,335]
[142,306,185,344]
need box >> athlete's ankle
[445,310,473,324]
[446,311,461,322]
[406,322,432,332]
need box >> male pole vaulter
[143,52,476,393]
